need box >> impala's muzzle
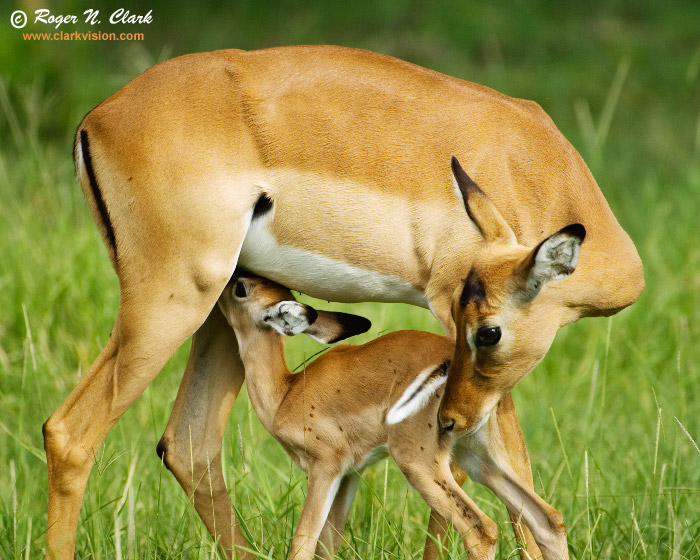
[439,390,498,436]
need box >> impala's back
[76,45,642,319]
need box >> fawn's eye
[234,280,247,298]
[475,326,501,347]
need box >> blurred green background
[3,0,700,184]
[1,1,699,558]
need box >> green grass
[1,2,699,558]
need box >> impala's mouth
[440,398,497,437]
[464,411,491,436]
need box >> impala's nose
[439,395,492,435]
[439,408,468,434]
[440,417,456,433]
[440,409,489,436]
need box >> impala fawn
[217,273,568,560]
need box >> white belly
[238,215,428,306]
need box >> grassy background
[1,0,699,558]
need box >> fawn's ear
[515,224,586,301]
[303,310,371,344]
[263,301,319,336]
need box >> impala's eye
[475,326,501,347]
[234,280,247,298]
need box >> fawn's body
[218,275,568,560]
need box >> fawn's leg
[290,466,343,560]
[395,446,497,560]
[423,461,468,560]
[316,471,361,559]
[423,393,543,560]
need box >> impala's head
[218,273,371,344]
[439,158,586,435]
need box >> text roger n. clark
[33,9,152,29]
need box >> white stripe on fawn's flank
[386,362,449,425]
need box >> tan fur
[217,276,569,560]
[45,45,642,558]
[439,173,592,439]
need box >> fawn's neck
[234,325,294,432]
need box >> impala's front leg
[448,394,542,560]
[157,305,250,559]
[457,396,567,560]
[290,467,343,560]
[493,394,555,559]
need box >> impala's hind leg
[43,200,248,560]
[44,270,234,559]
[157,305,250,559]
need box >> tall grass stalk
[574,58,630,168]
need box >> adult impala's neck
[233,324,293,432]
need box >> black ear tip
[450,156,467,178]
[561,223,586,242]
[306,306,319,325]
[342,313,371,336]
[321,312,371,344]
[450,156,482,197]
[335,313,371,338]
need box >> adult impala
[44,45,643,559]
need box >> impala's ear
[303,310,371,344]
[263,301,319,336]
[451,156,516,245]
[516,224,586,301]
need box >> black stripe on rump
[80,129,117,259]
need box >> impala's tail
[386,361,450,425]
